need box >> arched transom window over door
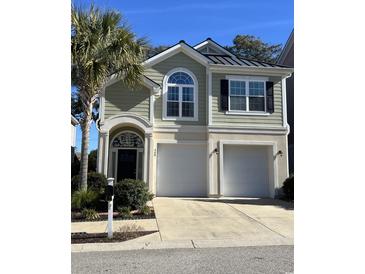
[163,68,198,121]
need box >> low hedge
[114,179,154,210]
[282,174,294,200]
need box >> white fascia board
[71,115,79,125]
[209,64,293,77]
[142,44,181,67]
[277,30,294,64]
[193,40,209,49]
[143,43,210,68]
[194,39,236,58]
[142,77,161,95]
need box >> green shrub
[71,175,81,193]
[88,150,98,172]
[282,174,294,200]
[138,205,151,215]
[114,179,154,210]
[87,172,107,192]
[71,172,107,193]
[71,155,80,178]
[118,206,132,218]
[71,189,99,210]
[81,208,100,221]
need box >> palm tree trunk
[79,105,92,191]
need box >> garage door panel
[223,145,271,197]
[157,144,207,197]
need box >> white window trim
[225,75,270,116]
[163,67,199,121]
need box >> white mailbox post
[107,177,114,239]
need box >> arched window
[168,72,194,85]
[112,132,144,148]
[163,68,198,120]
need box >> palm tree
[71,5,145,190]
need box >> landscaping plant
[81,208,100,221]
[71,189,99,210]
[138,205,151,216]
[117,206,132,218]
[71,172,107,194]
[114,179,154,210]
[282,174,294,200]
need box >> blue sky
[73,0,293,152]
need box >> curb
[71,233,293,253]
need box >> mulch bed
[71,231,157,244]
[71,211,155,222]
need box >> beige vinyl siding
[212,73,283,126]
[144,52,207,125]
[104,81,150,120]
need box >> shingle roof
[203,54,291,68]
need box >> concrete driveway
[152,198,293,246]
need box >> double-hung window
[164,69,198,120]
[228,78,266,112]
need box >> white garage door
[223,145,272,197]
[157,144,207,197]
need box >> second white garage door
[157,143,207,197]
[223,145,273,197]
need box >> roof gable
[277,30,294,65]
[143,41,210,68]
[194,38,236,57]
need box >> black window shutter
[266,81,274,113]
[220,79,229,111]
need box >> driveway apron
[152,198,293,244]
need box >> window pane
[249,97,265,111]
[230,80,246,96]
[182,102,194,117]
[168,72,194,84]
[167,86,179,101]
[230,96,246,111]
[182,87,194,102]
[167,102,179,116]
[249,81,264,96]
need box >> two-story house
[96,38,293,198]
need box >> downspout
[281,73,292,178]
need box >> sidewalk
[71,219,293,253]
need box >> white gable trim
[143,43,210,68]
[194,39,236,58]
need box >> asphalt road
[72,245,294,274]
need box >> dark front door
[117,149,137,181]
